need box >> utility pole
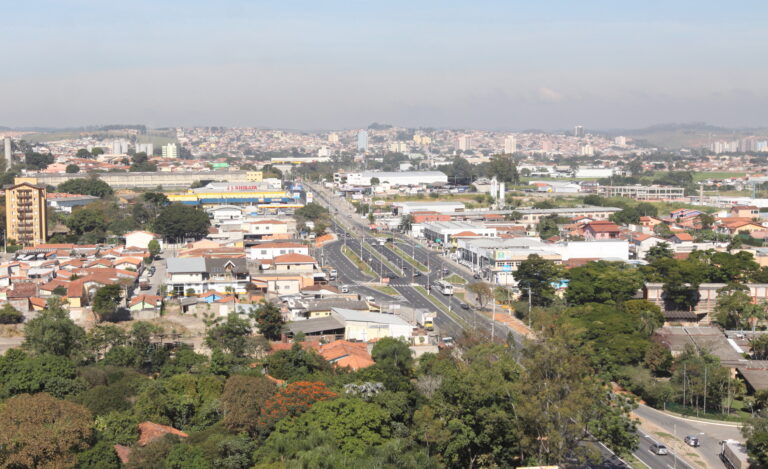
[527,286,532,329]
[491,297,496,339]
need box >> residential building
[516,207,622,230]
[136,143,154,155]
[338,171,448,187]
[46,193,99,213]
[732,205,759,219]
[125,231,158,250]
[3,137,11,163]
[357,130,368,151]
[392,200,464,215]
[421,221,497,246]
[503,136,517,154]
[166,257,250,296]
[247,241,309,261]
[583,220,621,240]
[161,143,178,159]
[574,125,585,138]
[5,182,47,246]
[456,135,471,151]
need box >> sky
[2,0,768,130]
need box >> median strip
[387,244,429,272]
[341,245,376,278]
[413,285,470,329]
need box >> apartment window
[261,250,267,255]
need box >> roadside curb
[639,404,743,428]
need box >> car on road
[460,302,470,309]
[365,296,375,303]
[649,443,668,455]
[473,273,481,279]
[413,272,422,277]
[440,337,455,348]
[340,286,349,293]
[684,435,700,447]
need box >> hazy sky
[3,0,768,130]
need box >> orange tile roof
[137,422,188,446]
[319,340,374,370]
[273,253,316,264]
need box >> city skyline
[3,1,768,130]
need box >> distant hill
[599,122,768,150]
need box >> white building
[331,308,413,341]
[162,143,178,159]
[247,242,309,261]
[166,257,250,295]
[421,221,497,245]
[575,167,613,178]
[503,136,517,154]
[206,205,244,223]
[125,230,158,250]
[392,201,465,215]
[136,143,154,155]
[341,171,448,187]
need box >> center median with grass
[341,245,377,278]
[413,285,469,329]
[388,244,429,272]
[362,241,405,277]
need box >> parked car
[365,296,375,303]
[650,444,668,455]
[473,273,481,279]
[440,337,455,348]
[684,435,700,447]
[340,286,349,293]
[413,272,422,277]
[139,282,151,291]
[460,302,470,310]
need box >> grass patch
[625,454,650,469]
[362,241,404,277]
[372,285,399,296]
[692,171,747,182]
[654,432,675,440]
[444,274,466,285]
[389,244,428,272]
[341,246,376,278]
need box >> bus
[434,280,454,296]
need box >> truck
[416,310,436,331]
[721,440,750,469]
[328,269,337,280]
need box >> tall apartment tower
[357,131,368,151]
[3,137,11,164]
[161,143,178,159]
[503,136,517,154]
[136,143,154,155]
[456,135,471,151]
[574,125,585,138]
[5,181,47,246]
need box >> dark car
[473,273,481,279]
[684,435,700,447]
[460,303,470,310]
[413,272,422,277]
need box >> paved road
[634,428,695,469]
[634,404,743,469]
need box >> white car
[340,286,349,293]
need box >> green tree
[714,284,763,330]
[0,303,23,324]
[268,398,392,456]
[466,281,493,309]
[24,151,54,170]
[23,297,85,357]
[76,440,121,469]
[486,155,519,184]
[76,148,92,158]
[516,254,563,306]
[537,214,561,239]
[148,239,161,259]
[66,207,108,236]
[0,393,93,469]
[205,313,253,358]
[745,417,768,467]
[371,337,414,376]
[645,242,673,262]
[66,163,80,174]
[0,350,85,398]
[92,284,123,322]
[58,177,114,198]
[220,375,276,436]
[566,261,644,305]
[154,204,210,241]
[250,300,284,341]
[265,342,332,381]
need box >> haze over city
[3,0,768,130]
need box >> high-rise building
[503,136,517,154]
[3,137,11,165]
[614,136,627,146]
[328,133,339,144]
[111,139,129,154]
[162,143,178,159]
[5,181,47,246]
[136,143,154,155]
[574,125,585,138]
[456,135,471,151]
[579,144,594,157]
[357,131,368,151]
